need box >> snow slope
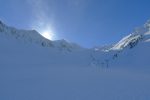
[0,20,83,52]
[0,20,150,100]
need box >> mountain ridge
[1,20,150,100]
[1,20,150,67]
[1,20,150,51]
[0,20,83,52]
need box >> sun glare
[32,22,55,40]
[42,30,53,40]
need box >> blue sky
[0,0,150,47]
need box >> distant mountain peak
[109,20,150,51]
[0,20,83,52]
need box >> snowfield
[1,66,150,100]
[0,20,150,100]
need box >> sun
[32,22,55,40]
[42,31,53,40]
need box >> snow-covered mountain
[110,20,150,50]
[1,20,150,100]
[108,20,150,67]
[0,20,83,52]
[0,20,91,67]
[1,19,150,67]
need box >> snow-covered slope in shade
[96,20,150,68]
[1,20,150,100]
[1,19,150,67]
[0,20,91,67]
[0,20,83,52]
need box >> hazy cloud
[26,0,55,39]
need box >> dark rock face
[0,21,5,32]
[128,35,142,49]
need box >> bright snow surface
[0,20,150,100]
